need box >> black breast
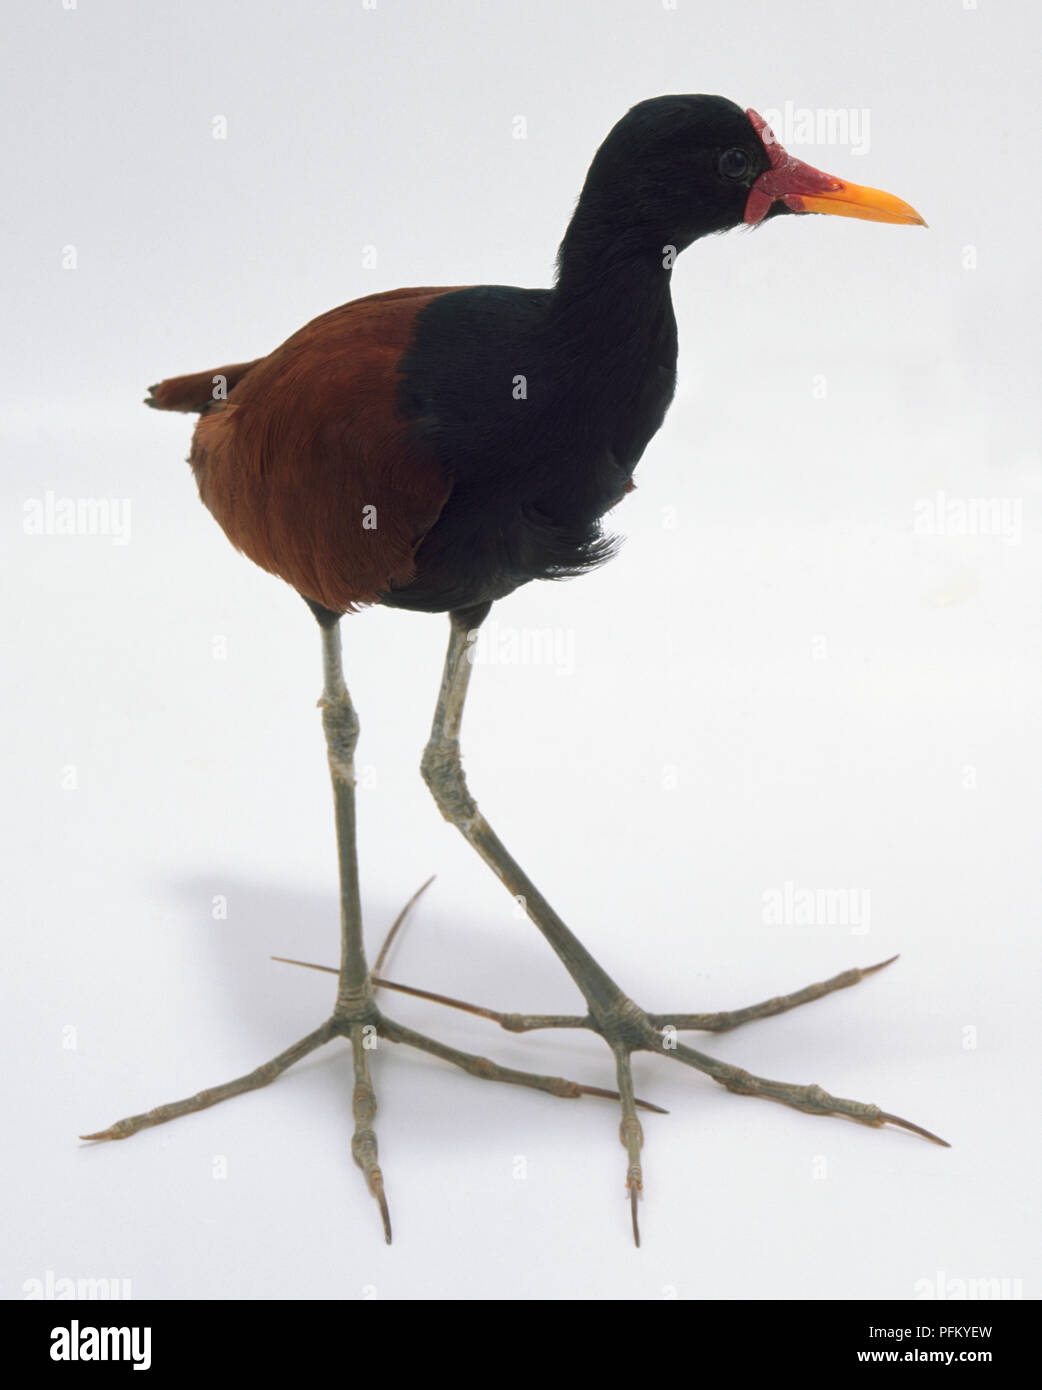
[383,284,677,613]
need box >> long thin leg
[419,606,671,1237]
[419,611,907,1065]
[319,621,370,1010]
[417,607,947,1227]
[82,625,379,1151]
[420,606,632,1030]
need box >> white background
[3,0,1039,1300]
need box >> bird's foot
[278,912,946,1245]
[603,986,949,1245]
[81,915,663,1245]
[85,879,946,1245]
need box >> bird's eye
[718,147,749,180]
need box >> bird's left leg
[419,605,948,1243]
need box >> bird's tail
[145,360,261,414]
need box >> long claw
[629,1182,641,1248]
[863,953,900,975]
[376,1186,392,1244]
[373,875,437,976]
[579,1083,667,1115]
[877,1110,951,1147]
[272,954,592,1033]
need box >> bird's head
[574,94,925,256]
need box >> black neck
[550,200,675,356]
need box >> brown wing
[187,287,458,613]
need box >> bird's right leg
[82,619,396,1235]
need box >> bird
[83,94,946,1246]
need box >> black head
[559,95,925,274]
[573,96,774,254]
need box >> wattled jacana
[85,96,945,1245]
